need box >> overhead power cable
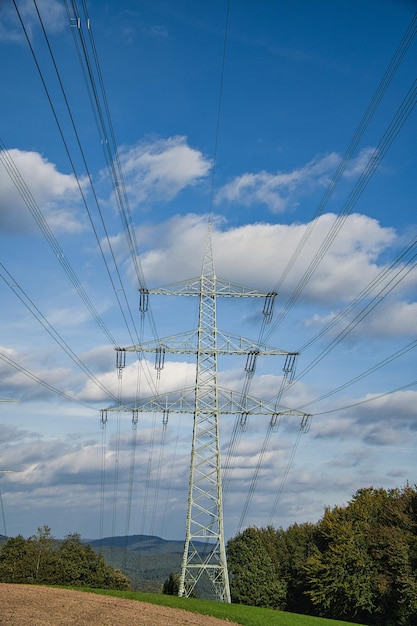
[0,349,96,410]
[297,337,417,411]
[283,245,417,402]
[262,219,417,416]
[232,13,417,527]
[58,0,165,412]
[208,0,230,218]
[313,378,417,417]
[63,6,168,521]
[0,138,117,347]
[67,0,147,288]
[65,0,161,344]
[99,413,107,541]
[14,0,144,353]
[235,353,299,531]
[236,14,417,526]
[264,77,417,343]
[266,424,306,526]
[0,262,118,403]
[272,11,417,296]
[110,371,123,550]
[297,234,417,354]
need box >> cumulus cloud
[215,147,376,213]
[134,211,397,306]
[215,152,338,212]
[306,299,417,342]
[78,357,197,403]
[117,136,212,207]
[0,149,84,234]
[0,344,83,402]
[311,389,417,448]
[343,147,376,178]
[355,301,417,338]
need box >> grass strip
[77,587,365,626]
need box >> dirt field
[0,584,240,625]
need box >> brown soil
[0,584,240,625]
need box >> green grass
[78,588,365,626]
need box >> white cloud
[135,211,397,305]
[215,147,377,213]
[78,358,197,403]
[0,344,84,401]
[354,389,417,428]
[0,149,84,234]
[118,136,212,206]
[311,389,417,448]
[355,301,417,337]
[0,0,66,43]
[215,151,339,212]
[343,147,376,178]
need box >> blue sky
[0,0,416,542]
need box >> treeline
[227,486,417,625]
[0,525,130,590]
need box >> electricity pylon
[104,224,310,602]
[0,470,14,537]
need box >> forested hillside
[227,485,417,625]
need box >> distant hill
[86,534,213,595]
[0,532,212,596]
[88,534,187,554]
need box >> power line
[208,0,230,218]
[231,12,417,529]
[0,262,119,403]
[13,0,142,351]
[273,12,417,295]
[297,338,417,412]
[68,0,149,291]
[313,378,417,417]
[282,248,417,403]
[231,15,417,528]
[0,139,117,347]
[297,235,417,354]
[264,77,417,344]
[0,349,96,410]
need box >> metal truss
[104,224,310,602]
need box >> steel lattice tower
[104,224,309,602]
[177,224,229,600]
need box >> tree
[0,528,131,590]
[162,571,180,595]
[31,525,55,583]
[225,485,417,623]
[56,532,130,590]
[274,522,317,614]
[304,504,377,621]
[305,486,417,625]
[227,526,286,609]
[0,534,36,583]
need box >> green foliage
[0,534,36,583]
[0,527,131,591]
[162,571,180,595]
[305,486,417,625]
[274,522,318,614]
[227,526,287,609]
[226,485,417,625]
